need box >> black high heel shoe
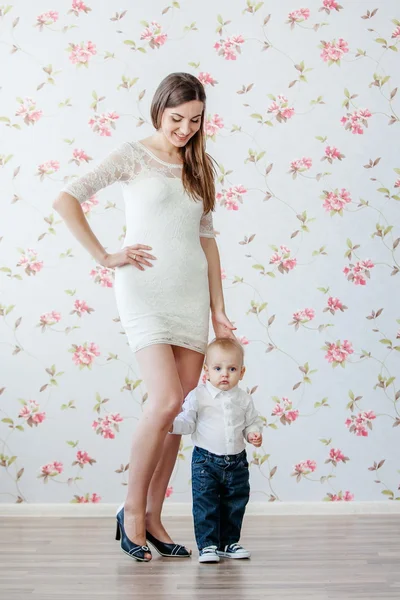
[146,529,191,557]
[115,506,152,562]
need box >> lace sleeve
[199,210,215,238]
[61,142,137,203]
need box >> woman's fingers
[129,245,156,260]
[127,251,153,267]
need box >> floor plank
[0,515,399,599]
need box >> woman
[53,72,235,562]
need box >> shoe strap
[202,545,217,553]
[227,543,243,551]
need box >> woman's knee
[148,389,184,424]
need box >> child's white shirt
[171,380,263,455]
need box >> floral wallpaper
[1,0,399,505]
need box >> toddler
[170,337,263,563]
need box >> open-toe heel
[146,530,191,558]
[115,507,152,562]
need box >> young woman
[53,72,235,562]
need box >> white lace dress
[61,141,215,354]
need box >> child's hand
[248,432,262,447]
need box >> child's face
[204,347,245,391]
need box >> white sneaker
[198,545,220,563]
[216,543,251,559]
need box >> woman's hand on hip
[100,245,156,270]
[212,311,237,339]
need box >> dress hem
[129,339,206,356]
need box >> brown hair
[150,72,216,213]
[206,338,245,365]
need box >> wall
[1,0,399,505]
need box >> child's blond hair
[205,337,245,365]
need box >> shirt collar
[205,380,239,399]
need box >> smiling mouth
[174,133,188,140]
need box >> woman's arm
[53,193,109,265]
[53,143,155,270]
[200,237,236,338]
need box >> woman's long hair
[150,72,216,213]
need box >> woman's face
[160,100,204,147]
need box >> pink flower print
[343,260,374,286]
[345,411,376,437]
[73,450,96,468]
[73,492,101,503]
[216,185,247,210]
[71,299,94,318]
[70,148,92,166]
[290,308,315,330]
[324,339,353,367]
[36,11,59,30]
[320,38,349,65]
[323,146,345,163]
[394,179,400,188]
[18,400,46,428]
[214,35,245,61]
[15,97,43,126]
[108,413,123,424]
[92,414,123,439]
[392,26,400,39]
[327,490,354,501]
[68,41,97,66]
[140,22,168,49]
[292,459,317,481]
[17,248,44,276]
[269,245,297,274]
[201,372,207,385]
[272,397,299,426]
[70,342,100,369]
[324,296,347,315]
[322,188,351,215]
[289,157,312,178]
[320,0,343,13]
[39,311,61,331]
[88,112,119,137]
[39,461,63,481]
[198,72,218,86]
[326,448,349,466]
[205,114,224,139]
[341,108,372,134]
[81,194,99,214]
[90,265,114,287]
[287,8,311,28]
[221,268,227,280]
[37,160,60,181]
[165,486,173,498]
[267,95,295,123]
[70,0,91,15]
[238,336,249,345]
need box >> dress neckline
[136,140,183,168]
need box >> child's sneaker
[217,543,251,559]
[198,545,220,563]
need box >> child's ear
[203,363,210,380]
[239,366,246,380]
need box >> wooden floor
[0,515,399,599]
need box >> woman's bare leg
[145,346,205,542]
[123,344,184,559]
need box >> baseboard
[0,501,399,517]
